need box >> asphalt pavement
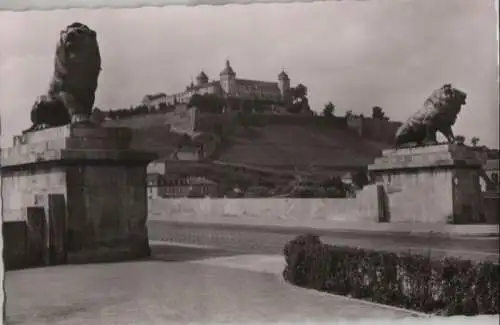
[147,220,499,262]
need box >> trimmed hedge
[283,234,499,316]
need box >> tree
[158,102,168,111]
[287,83,311,114]
[455,135,466,144]
[188,94,225,114]
[372,106,389,121]
[322,102,336,117]
[471,137,480,147]
[345,110,353,118]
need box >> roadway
[147,220,499,262]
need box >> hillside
[103,111,395,175]
[216,123,390,169]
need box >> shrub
[283,235,499,316]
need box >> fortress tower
[196,70,209,86]
[219,60,236,96]
[278,70,291,105]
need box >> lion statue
[394,84,467,147]
[24,22,101,133]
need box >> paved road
[147,220,499,262]
[5,244,421,325]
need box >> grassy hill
[102,110,397,192]
[216,123,390,169]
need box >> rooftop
[220,59,236,76]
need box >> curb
[280,278,431,318]
[187,251,430,318]
[148,220,499,240]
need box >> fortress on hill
[142,60,296,113]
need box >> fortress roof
[278,70,289,80]
[236,79,280,90]
[197,70,209,81]
[220,60,236,76]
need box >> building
[147,161,166,175]
[142,60,294,112]
[147,173,167,199]
[163,176,218,198]
[142,92,168,109]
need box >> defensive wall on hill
[105,104,401,146]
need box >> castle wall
[361,118,402,144]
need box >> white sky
[0,0,498,148]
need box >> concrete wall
[149,169,484,226]
[452,169,484,223]
[66,165,148,250]
[2,167,67,222]
[483,195,499,224]
[3,209,46,270]
[380,170,454,223]
[3,221,29,270]
[149,184,380,225]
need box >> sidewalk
[5,246,423,325]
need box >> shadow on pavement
[149,243,251,262]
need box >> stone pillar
[368,144,484,224]
[1,124,157,264]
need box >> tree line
[321,102,390,121]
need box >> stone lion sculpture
[24,22,101,133]
[394,84,467,147]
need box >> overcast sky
[0,0,498,148]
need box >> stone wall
[346,115,401,144]
[2,221,29,270]
[3,207,46,270]
[2,167,67,222]
[381,170,454,223]
[72,165,147,248]
[483,194,499,224]
[452,168,484,223]
[149,185,380,226]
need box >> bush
[283,234,499,316]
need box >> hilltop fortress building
[142,60,295,112]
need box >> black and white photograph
[0,0,499,324]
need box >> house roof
[143,93,167,101]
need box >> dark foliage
[106,104,152,119]
[188,94,226,114]
[372,106,390,121]
[283,234,499,316]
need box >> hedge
[283,234,499,316]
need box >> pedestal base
[1,124,157,265]
[368,144,484,224]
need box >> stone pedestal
[1,125,157,264]
[368,144,484,224]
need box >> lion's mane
[395,84,467,146]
